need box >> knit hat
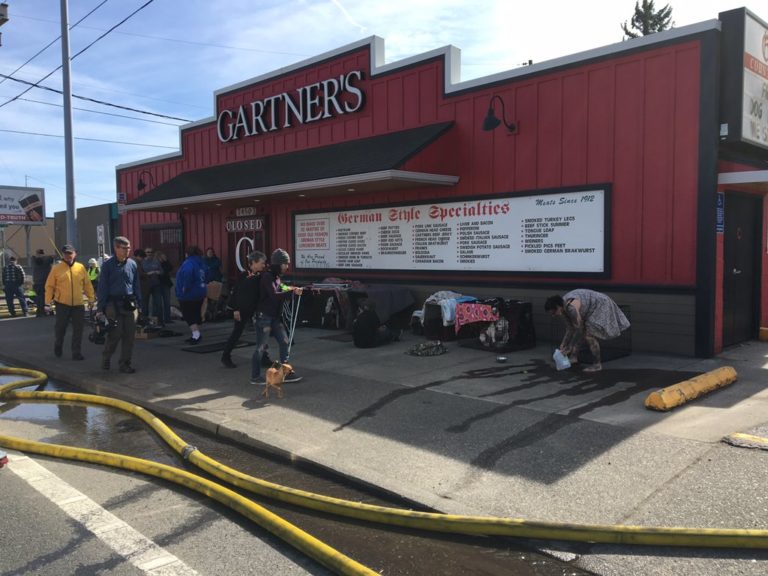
[271,248,290,266]
[88,258,98,266]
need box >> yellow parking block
[723,432,768,449]
[644,366,738,411]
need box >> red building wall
[119,38,704,289]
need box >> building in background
[0,217,55,267]
[54,202,117,265]
[116,7,768,358]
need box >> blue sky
[0,0,754,217]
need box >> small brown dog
[263,361,293,399]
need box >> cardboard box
[207,281,223,300]
[135,327,159,340]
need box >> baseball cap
[61,244,76,253]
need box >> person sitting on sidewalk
[353,299,400,348]
[221,250,266,369]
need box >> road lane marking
[7,451,198,575]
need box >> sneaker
[221,356,237,369]
[249,379,264,386]
[119,363,136,374]
[72,353,85,361]
[185,336,201,345]
[283,371,302,383]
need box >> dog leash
[286,291,302,359]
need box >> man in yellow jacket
[45,244,95,360]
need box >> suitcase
[459,300,536,352]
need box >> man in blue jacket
[175,245,208,345]
[96,236,142,373]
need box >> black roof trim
[129,122,453,205]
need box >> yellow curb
[760,328,768,342]
[644,366,738,411]
[725,433,768,447]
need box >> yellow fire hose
[0,368,376,576]
[2,366,768,561]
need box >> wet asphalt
[2,314,768,575]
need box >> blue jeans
[251,315,289,380]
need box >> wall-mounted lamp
[137,170,156,192]
[482,95,518,134]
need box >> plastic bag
[553,349,571,371]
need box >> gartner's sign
[217,70,365,143]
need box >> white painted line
[7,452,198,575]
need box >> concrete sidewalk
[2,314,768,575]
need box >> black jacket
[229,272,260,319]
[3,262,25,286]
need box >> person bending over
[544,289,630,372]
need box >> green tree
[621,0,673,39]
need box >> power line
[0,128,178,149]
[0,73,192,122]
[0,0,156,110]
[17,97,185,126]
[70,0,154,61]
[0,0,110,88]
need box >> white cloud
[0,0,758,217]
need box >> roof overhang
[125,121,457,212]
[124,170,459,211]
[718,170,768,194]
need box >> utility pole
[1,4,8,270]
[0,4,8,46]
[60,0,77,245]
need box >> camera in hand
[89,315,116,345]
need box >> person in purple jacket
[251,249,303,385]
[175,245,208,345]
